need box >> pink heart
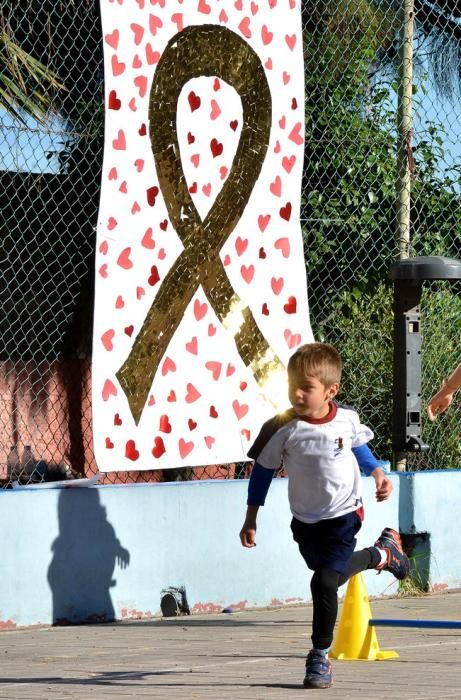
[261,25,273,45]
[258,214,271,232]
[105,30,119,49]
[132,54,142,69]
[136,287,145,299]
[232,400,249,420]
[284,329,301,349]
[101,329,115,351]
[185,383,201,403]
[171,13,183,31]
[283,71,291,85]
[179,438,194,459]
[285,34,296,50]
[112,129,126,150]
[185,336,198,355]
[226,363,235,377]
[102,379,117,401]
[204,436,215,449]
[235,236,248,256]
[115,296,124,309]
[191,153,200,168]
[134,75,147,98]
[141,227,155,249]
[149,13,163,35]
[111,55,125,77]
[194,299,208,321]
[282,155,296,173]
[239,17,251,38]
[162,357,176,375]
[108,167,118,180]
[117,247,133,269]
[202,183,212,197]
[198,0,211,13]
[107,217,117,231]
[130,22,144,45]
[241,264,255,284]
[270,175,282,197]
[205,361,222,380]
[210,99,221,120]
[289,122,304,145]
[271,277,284,295]
[145,43,160,65]
[219,8,228,22]
[99,264,108,278]
[274,237,290,257]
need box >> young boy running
[239,342,409,689]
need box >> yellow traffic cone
[330,573,398,660]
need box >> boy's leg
[310,567,342,649]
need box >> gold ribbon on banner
[117,25,285,424]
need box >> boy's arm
[352,443,393,502]
[239,462,275,548]
[427,362,461,420]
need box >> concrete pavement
[0,591,460,699]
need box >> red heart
[167,390,177,402]
[139,123,147,136]
[187,132,195,144]
[284,329,301,349]
[162,356,176,375]
[284,296,297,314]
[279,202,292,221]
[142,227,155,249]
[205,361,222,380]
[152,436,166,458]
[188,419,197,431]
[147,186,159,206]
[232,400,249,420]
[271,277,284,295]
[189,182,197,193]
[112,129,126,150]
[259,247,266,259]
[270,175,282,197]
[291,97,298,110]
[148,265,160,286]
[101,329,115,351]
[130,22,144,44]
[241,264,255,284]
[145,43,160,65]
[105,437,114,449]
[105,30,119,49]
[262,302,269,316]
[239,17,251,38]
[274,237,290,258]
[213,78,221,91]
[261,25,273,45]
[289,122,303,146]
[185,383,201,403]
[188,91,201,112]
[258,214,270,232]
[204,436,215,449]
[282,155,296,173]
[160,219,168,231]
[179,438,194,459]
[210,138,223,158]
[186,336,198,355]
[209,405,218,418]
[230,120,238,131]
[125,439,139,461]
[124,325,134,337]
[117,247,133,269]
[240,381,248,391]
[159,414,172,433]
[114,414,122,426]
[111,55,125,77]
[194,299,208,321]
[241,429,251,441]
[235,236,248,256]
[108,90,121,110]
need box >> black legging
[310,547,381,649]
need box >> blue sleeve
[247,462,276,506]
[352,444,381,476]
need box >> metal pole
[394,0,415,473]
[370,619,461,630]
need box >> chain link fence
[0,0,460,487]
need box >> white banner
[94,0,313,470]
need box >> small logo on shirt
[334,437,344,456]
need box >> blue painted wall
[0,471,458,628]
[0,476,399,627]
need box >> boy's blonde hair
[287,342,342,387]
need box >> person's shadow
[47,488,130,624]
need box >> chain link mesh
[0,1,460,487]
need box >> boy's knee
[310,568,341,597]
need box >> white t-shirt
[248,402,373,524]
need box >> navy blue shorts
[290,511,362,574]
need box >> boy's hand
[239,521,257,547]
[372,467,393,502]
[427,383,454,421]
